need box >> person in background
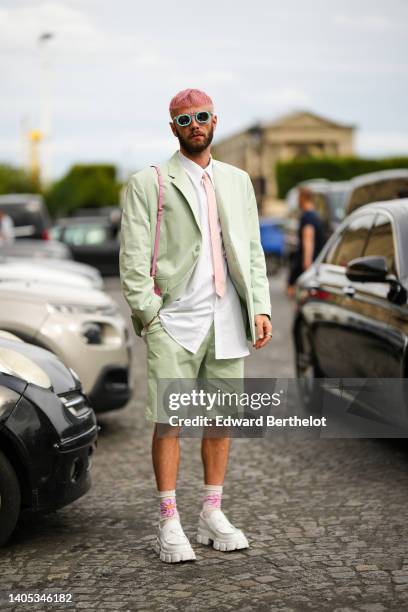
[0,209,15,246]
[287,187,324,299]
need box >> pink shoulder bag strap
[150,165,164,296]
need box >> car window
[313,193,329,223]
[326,189,348,223]
[347,177,408,214]
[63,225,109,246]
[50,226,62,240]
[363,213,397,276]
[324,214,375,267]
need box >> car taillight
[309,288,330,301]
[42,228,50,240]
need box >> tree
[46,164,121,216]
[0,164,38,194]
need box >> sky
[1,0,408,180]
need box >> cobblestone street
[2,273,408,612]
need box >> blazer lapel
[168,152,201,232]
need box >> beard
[176,125,214,154]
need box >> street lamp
[38,32,54,186]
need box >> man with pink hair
[120,88,272,563]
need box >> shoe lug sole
[196,528,249,551]
[154,540,196,563]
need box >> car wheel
[295,323,324,416]
[0,450,21,546]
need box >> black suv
[0,194,52,240]
[0,334,97,545]
[293,198,408,426]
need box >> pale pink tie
[202,171,225,298]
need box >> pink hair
[169,89,213,116]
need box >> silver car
[0,280,132,412]
[344,169,408,215]
[0,239,70,259]
[0,257,103,290]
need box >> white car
[26,257,104,288]
[0,257,103,290]
[0,280,132,412]
[0,239,70,259]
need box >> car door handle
[343,286,356,298]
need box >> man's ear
[212,114,218,129]
[169,121,177,137]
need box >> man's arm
[302,224,315,270]
[119,173,163,328]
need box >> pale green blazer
[119,151,271,344]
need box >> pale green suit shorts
[143,317,245,424]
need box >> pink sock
[202,484,223,517]
[158,489,179,523]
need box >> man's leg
[199,323,244,487]
[152,423,180,491]
[201,435,230,485]
[145,322,207,563]
[196,324,248,551]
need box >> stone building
[212,110,355,213]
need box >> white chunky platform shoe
[196,509,249,551]
[154,518,196,563]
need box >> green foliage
[0,164,38,194]
[276,156,408,198]
[45,164,121,216]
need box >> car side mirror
[346,256,388,283]
[346,255,407,305]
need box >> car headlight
[47,303,119,316]
[0,387,20,418]
[0,348,52,389]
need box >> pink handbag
[150,165,165,296]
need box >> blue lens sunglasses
[173,111,213,127]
